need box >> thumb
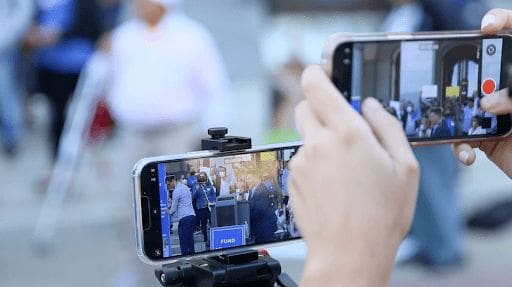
[481,9,512,34]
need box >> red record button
[481,78,496,95]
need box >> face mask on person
[219,171,226,177]
[406,106,413,113]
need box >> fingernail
[459,150,470,165]
[481,94,499,110]
[481,14,496,30]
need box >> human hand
[289,65,420,286]
[452,9,512,178]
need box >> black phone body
[330,31,512,145]
[133,142,302,265]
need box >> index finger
[295,100,324,142]
[481,8,512,34]
[301,65,359,127]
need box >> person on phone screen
[193,171,216,245]
[468,116,486,136]
[428,107,453,138]
[289,9,512,286]
[247,171,278,244]
[401,101,420,136]
[462,99,477,134]
[215,166,234,197]
[167,175,196,255]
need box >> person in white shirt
[468,116,486,136]
[214,166,234,197]
[103,0,230,265]
[107,0,231,161]
[462,99,477,134]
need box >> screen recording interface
[155,148,299,258]
[347,38,503,139]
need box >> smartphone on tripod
[133,142,301,265]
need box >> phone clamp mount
[200,127,252,152]
[154,127,297,287]
[155,250,297,287]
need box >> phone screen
[333,36,512,141]
[140,146,301,260]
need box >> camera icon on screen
[487,44,497,56]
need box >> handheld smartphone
[133,142,301,265]
[323,31,512,145]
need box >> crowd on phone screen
[377,96,496,139]
[165,162,295,255]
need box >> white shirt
[107,13,230,129]
[468,126,486,135]
[405,114,417,135]
[219,178,232,197]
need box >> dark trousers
[196,207,210,242]
[37,68,80,157]
[178,215,196,255]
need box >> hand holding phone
[291,66,420,286]
[452,8,512,177]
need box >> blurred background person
[0,0,33,157]
[23,0,104,158]
[383,0,489,270]
[106,0,231,167]
[101,0,231,282]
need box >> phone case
[321,30,512,146]
[132,141,303,265]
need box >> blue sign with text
[210,225,246,250]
